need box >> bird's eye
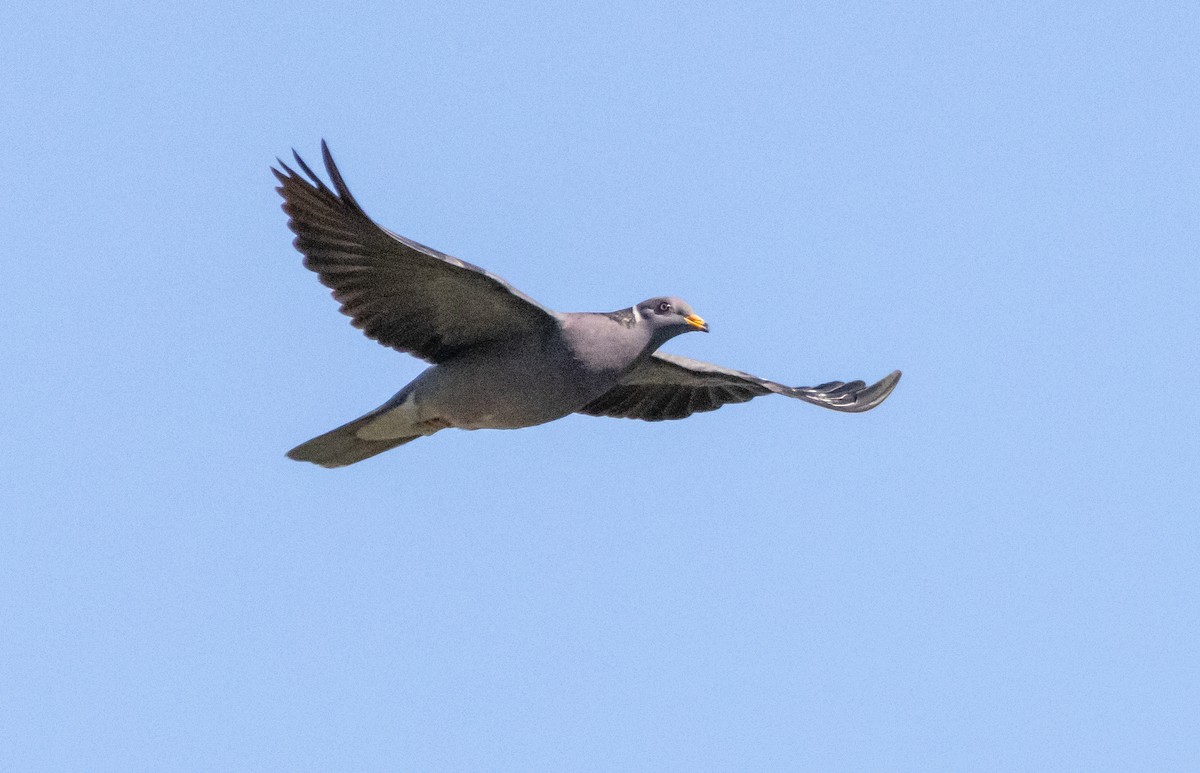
[657,302,672,314]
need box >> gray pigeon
[274,142,901,467]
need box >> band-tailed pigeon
[275,142,901,467]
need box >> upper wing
[274,141,560,363]
[578,352,901,421]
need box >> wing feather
[578,353,901,421]
[275,141,560,363]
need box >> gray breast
[558,312,651,377]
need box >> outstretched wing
[274,141,560,363]
[578,352,901,421]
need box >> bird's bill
[684,313,709,332]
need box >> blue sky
[3,1,1198,770]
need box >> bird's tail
[286,411,422,468]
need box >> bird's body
[275,142,900,467]
[371,314,644,433]
[288,308,675,465]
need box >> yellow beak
[684,313,709,332]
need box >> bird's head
[634,296,708,344]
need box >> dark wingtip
[850,369,901,412]
[791,368,901,413]
[274,140,367,213]
[290,147,325,189]
[320,140,337,180]
[319,140,364,211]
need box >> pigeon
[274,142,900,467]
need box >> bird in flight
[274,142,900,467]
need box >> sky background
[3,1,1199,770]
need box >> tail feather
[287,412,422,468]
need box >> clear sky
[3,1,1198,770]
